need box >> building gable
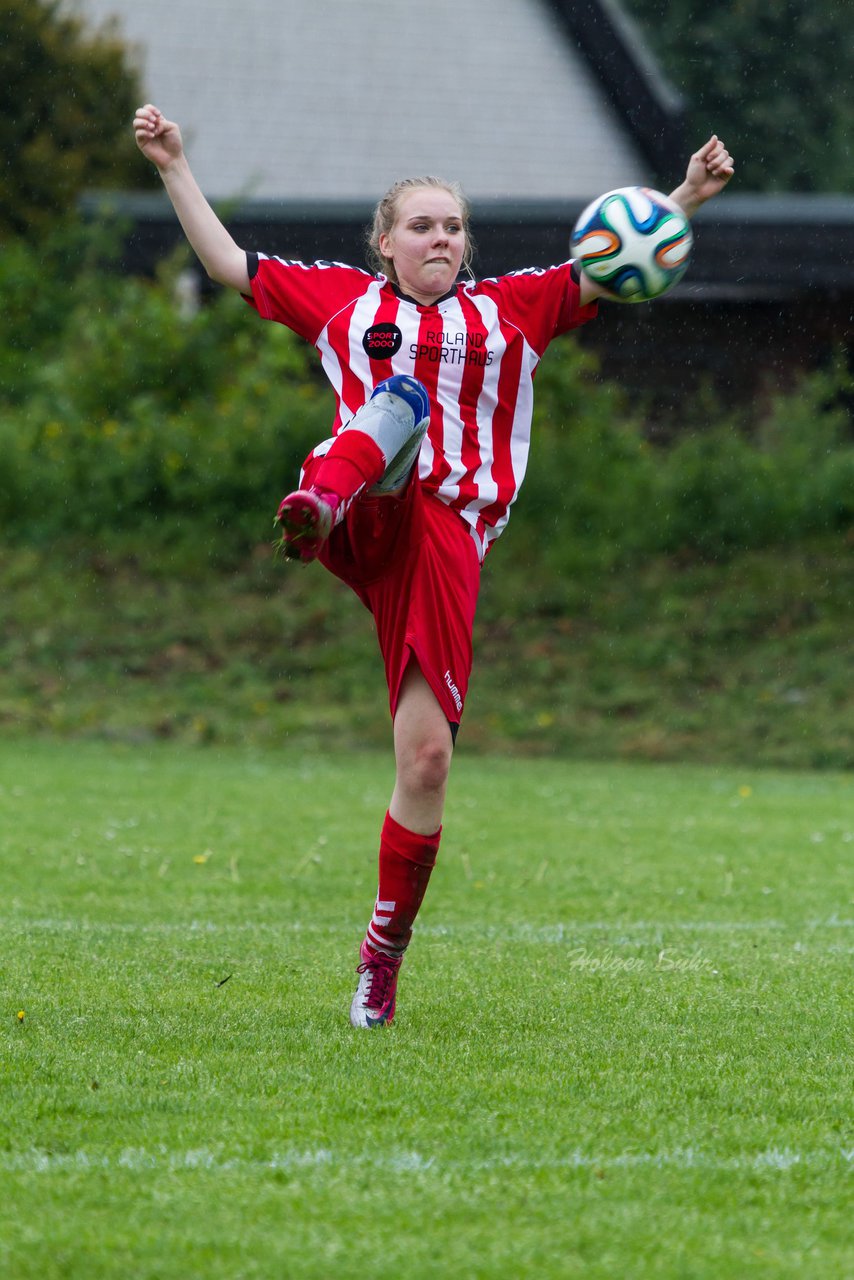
[71,0,669,200]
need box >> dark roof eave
[78,191,854,294]
[79,191,854,226]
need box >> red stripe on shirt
[451,290,491,511]
[476,309,525,528]
[413,308,451,491]
[365,290,403,385]
[325,298,370,427]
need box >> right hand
[133,104,183,171]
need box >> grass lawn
[1,536,851,769]
[1,739,851,1278]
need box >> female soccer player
[134,104,733,1028]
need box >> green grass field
[1,537,852,769]
[1,739,851,1279]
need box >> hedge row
[2,219,852,564]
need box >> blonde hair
[366,176,475,284]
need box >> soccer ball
[571,186,693,303]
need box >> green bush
[518,343,853,571]
[0,0,155,240]
[2,222,852,564]
[0,226,332,549]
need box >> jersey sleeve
[243,254,375,344]
[476,261,598,357]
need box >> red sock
[312,430,385,504]
[366,811,441,956]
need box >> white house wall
[70,0,649,201]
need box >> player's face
[380,188,466,304]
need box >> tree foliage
[1,221,851,556]
[622,0,854,192]
[0,0,155,239]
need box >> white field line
[0,1145,851,1177]
[5,916,851,937]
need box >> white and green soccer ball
[571,186,693,303]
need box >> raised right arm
[133,104,250,294]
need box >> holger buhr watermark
[567,946,718,975]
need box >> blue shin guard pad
[339,376,430,493]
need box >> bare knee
[397,733,452,797]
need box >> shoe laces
[357,948,402,1010]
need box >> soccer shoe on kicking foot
[274,487,339,562]
[349,938,403,1029]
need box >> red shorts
[304,458,481,727]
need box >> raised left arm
[578,136,735,305]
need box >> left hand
[686,135,735,202]
[577,136,735,304]
[671,136,735,217]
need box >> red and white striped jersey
[245,255,597,558]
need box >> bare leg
[388,661,454,835]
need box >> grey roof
[71,0,660,200]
